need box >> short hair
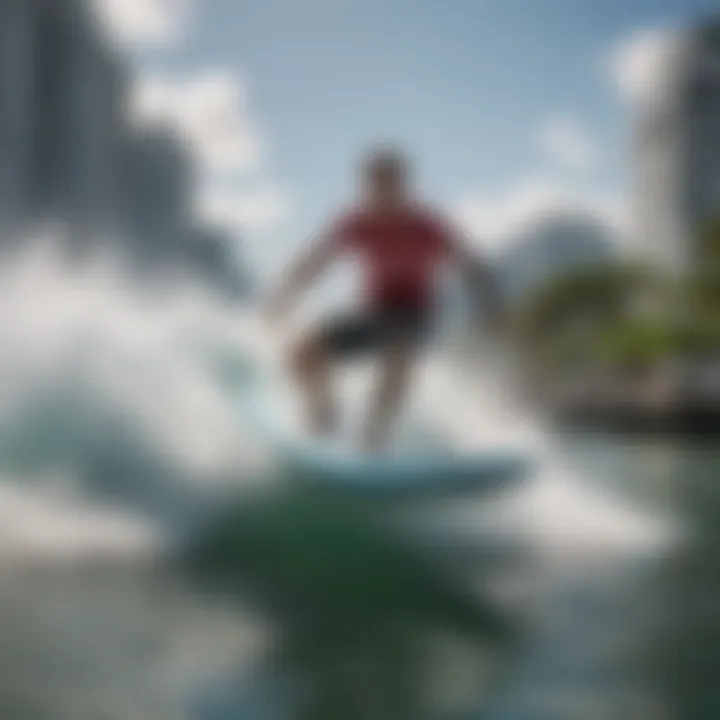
[362,147,409,181]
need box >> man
[267,148,500,453]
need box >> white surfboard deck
[232,357,534,497]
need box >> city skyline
[634,19,720,270]
[2,0,718,290]
[0,0,248,299]
[93,0,719,281]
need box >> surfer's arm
[266,233,341,319]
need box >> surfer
[266,147,501,452]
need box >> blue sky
[97,0,718,277]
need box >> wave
[0,236,267,562]
[0,234,676,568]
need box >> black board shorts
[320,306,433,359]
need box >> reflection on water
[635,443,720,720]
[0,564,263,720]
[1,438,711,720]
[536,437,720,720]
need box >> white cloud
[130,69,264,175]
[454,178,628,252]
[92,0,196,47]
[539,117,596,172]
[130,68,291,236]
[607,27,685,109]
[197,184,289,234]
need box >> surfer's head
[361,147,411,207]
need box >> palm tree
[512,261,658,382]
[677,217,720,362]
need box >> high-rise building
[680,20,720,262]
[62,1,127,242]
[28,0,82,218]
[119,127,193,271]
[0,0,39,237]
[0,0,249,298]
[0,0,124,247]
[634,18,720,271]
[30,0,125,250]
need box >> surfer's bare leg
[290,333,336,437]
[363,342,415,453]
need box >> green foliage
[514,262,651,344]
[512,262,660,379]
[681,217,720,356]
[696,15,720,51]
[697,216,720,265]
[694,218,720,308]
[513,241,720,382]
[597,319,677,372]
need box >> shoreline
[552,400,720,437]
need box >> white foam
[0,232,679,565]
[0,236,267,482]
[0,478,164,565]
[421,349,677,558]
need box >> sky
[92,0,719,280]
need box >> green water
[550,435,720,719]
[0,435,717,720]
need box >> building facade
[634,19,720,271]
[119,127,192,272]
[0,0,247,298]
[0,0,39,238]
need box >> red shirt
[330,204,457,311]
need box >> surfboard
[230,357,533,498]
